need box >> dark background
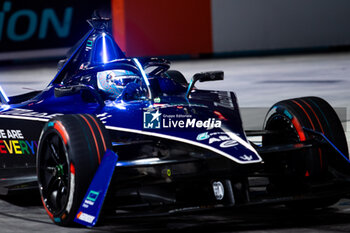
[0,0,109,52]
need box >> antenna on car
[87,18,112,31]
[87,10,113,32]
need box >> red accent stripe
[300,99,325,169]
[214,111,228,121]
[291,100,315,130]
[41,196,53,220]
[80,115,101,164]
[76,211,82,219]
[87,115,107,152]
[305,170,310,177]
[300,99,324,134]
[54,121,68,144]
[291,117,306,141]
[70,163,75,175]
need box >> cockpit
[51,19,187,104]
[96,68,151,101]
[97,69,142,98]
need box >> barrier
[112,0,350,57]
[0,0,109,60]
[112,0,212,57]
[1,0,350,60]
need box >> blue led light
[0,85,9,103]
[102,33,108,63]
[133,58,150,86]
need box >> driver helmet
[97,69,140,98]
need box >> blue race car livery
[0,17,349,227]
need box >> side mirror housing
[186,71,224,98]
[193,71,224,83]
[54,84,105,106]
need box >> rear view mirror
[186,71,224,98]
[193,71,224,82]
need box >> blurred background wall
[210,0,350,54]
[1,0,350,60]
[0,0,109,60]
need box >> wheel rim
[38,132,69,215]
[264,113,308,187]
[265,114,300,145]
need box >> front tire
[263,97,348,208]
[37,114,111,226]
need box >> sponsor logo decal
[76,211,95,224]
[0,129,37,155]
[197,131,238,148]
[240,154,253,161]
[143,109,221,130]
[196,132,209,141]
[82,190,99,208]
[143,109,161,129]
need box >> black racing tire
[165,70,188,87]
[36,114,111,226]
[263,97,348,207]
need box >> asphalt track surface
[1,52,350,232]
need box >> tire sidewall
[37,115,109,226]
[37,119,76,225]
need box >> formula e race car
[0,18,349,227]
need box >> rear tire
[263,97,348,208]
[37,114,111,226]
